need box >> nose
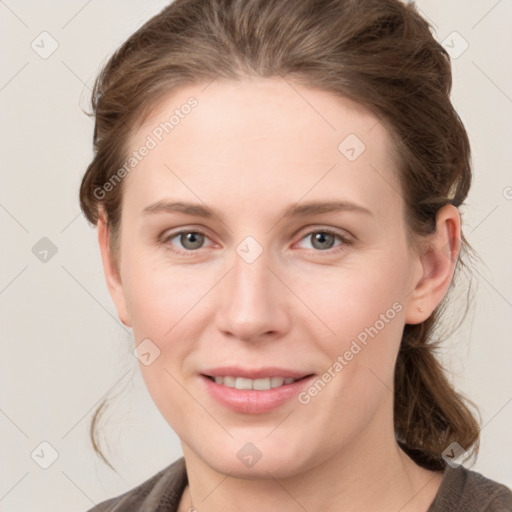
[215,248,291,343]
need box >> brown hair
[80,0,481,471]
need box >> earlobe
[97,213,132,328]
[404,204,461,325]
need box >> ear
[97,211,132,327]
[404,204,461,325]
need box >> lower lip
[201,375,314,414]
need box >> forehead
[123,77,402,222]
[134,76,392,156]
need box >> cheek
[121,260,206,421]
[291,254,407,391]
[120,256,218,394]
[291,254,405,335]
[122,250,214,339]
[294,267,405,434]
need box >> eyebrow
[141,199,373,220]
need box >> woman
[79,0,512,510]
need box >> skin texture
[97,77,459,511]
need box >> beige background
[1,0,511,510]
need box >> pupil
[313,232,334,250]
[182,232,203,249]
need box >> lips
[200,366,315,414]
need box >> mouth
[200,368,315,414]
[202,374,310,390]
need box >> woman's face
[106,77,425,477]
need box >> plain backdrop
[1,1,511,510]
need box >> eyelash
[160,227,352,256]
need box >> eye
[160,227,351,255]
[296,229,351,252]
[162,229,212,254]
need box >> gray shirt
[87,457,512,511]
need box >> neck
[178,407,443,512]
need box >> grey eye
[176,232,205,250]
[309,232,337,250]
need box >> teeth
[211,376,299,390]
[223,376,236,387]
[271,377,285,388]
[235,377,253,390]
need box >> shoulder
[429,464,512,511]
[85,457,187,512]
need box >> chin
[206,453,306,480]
[188,433,319,480]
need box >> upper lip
[201,366,313,380]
